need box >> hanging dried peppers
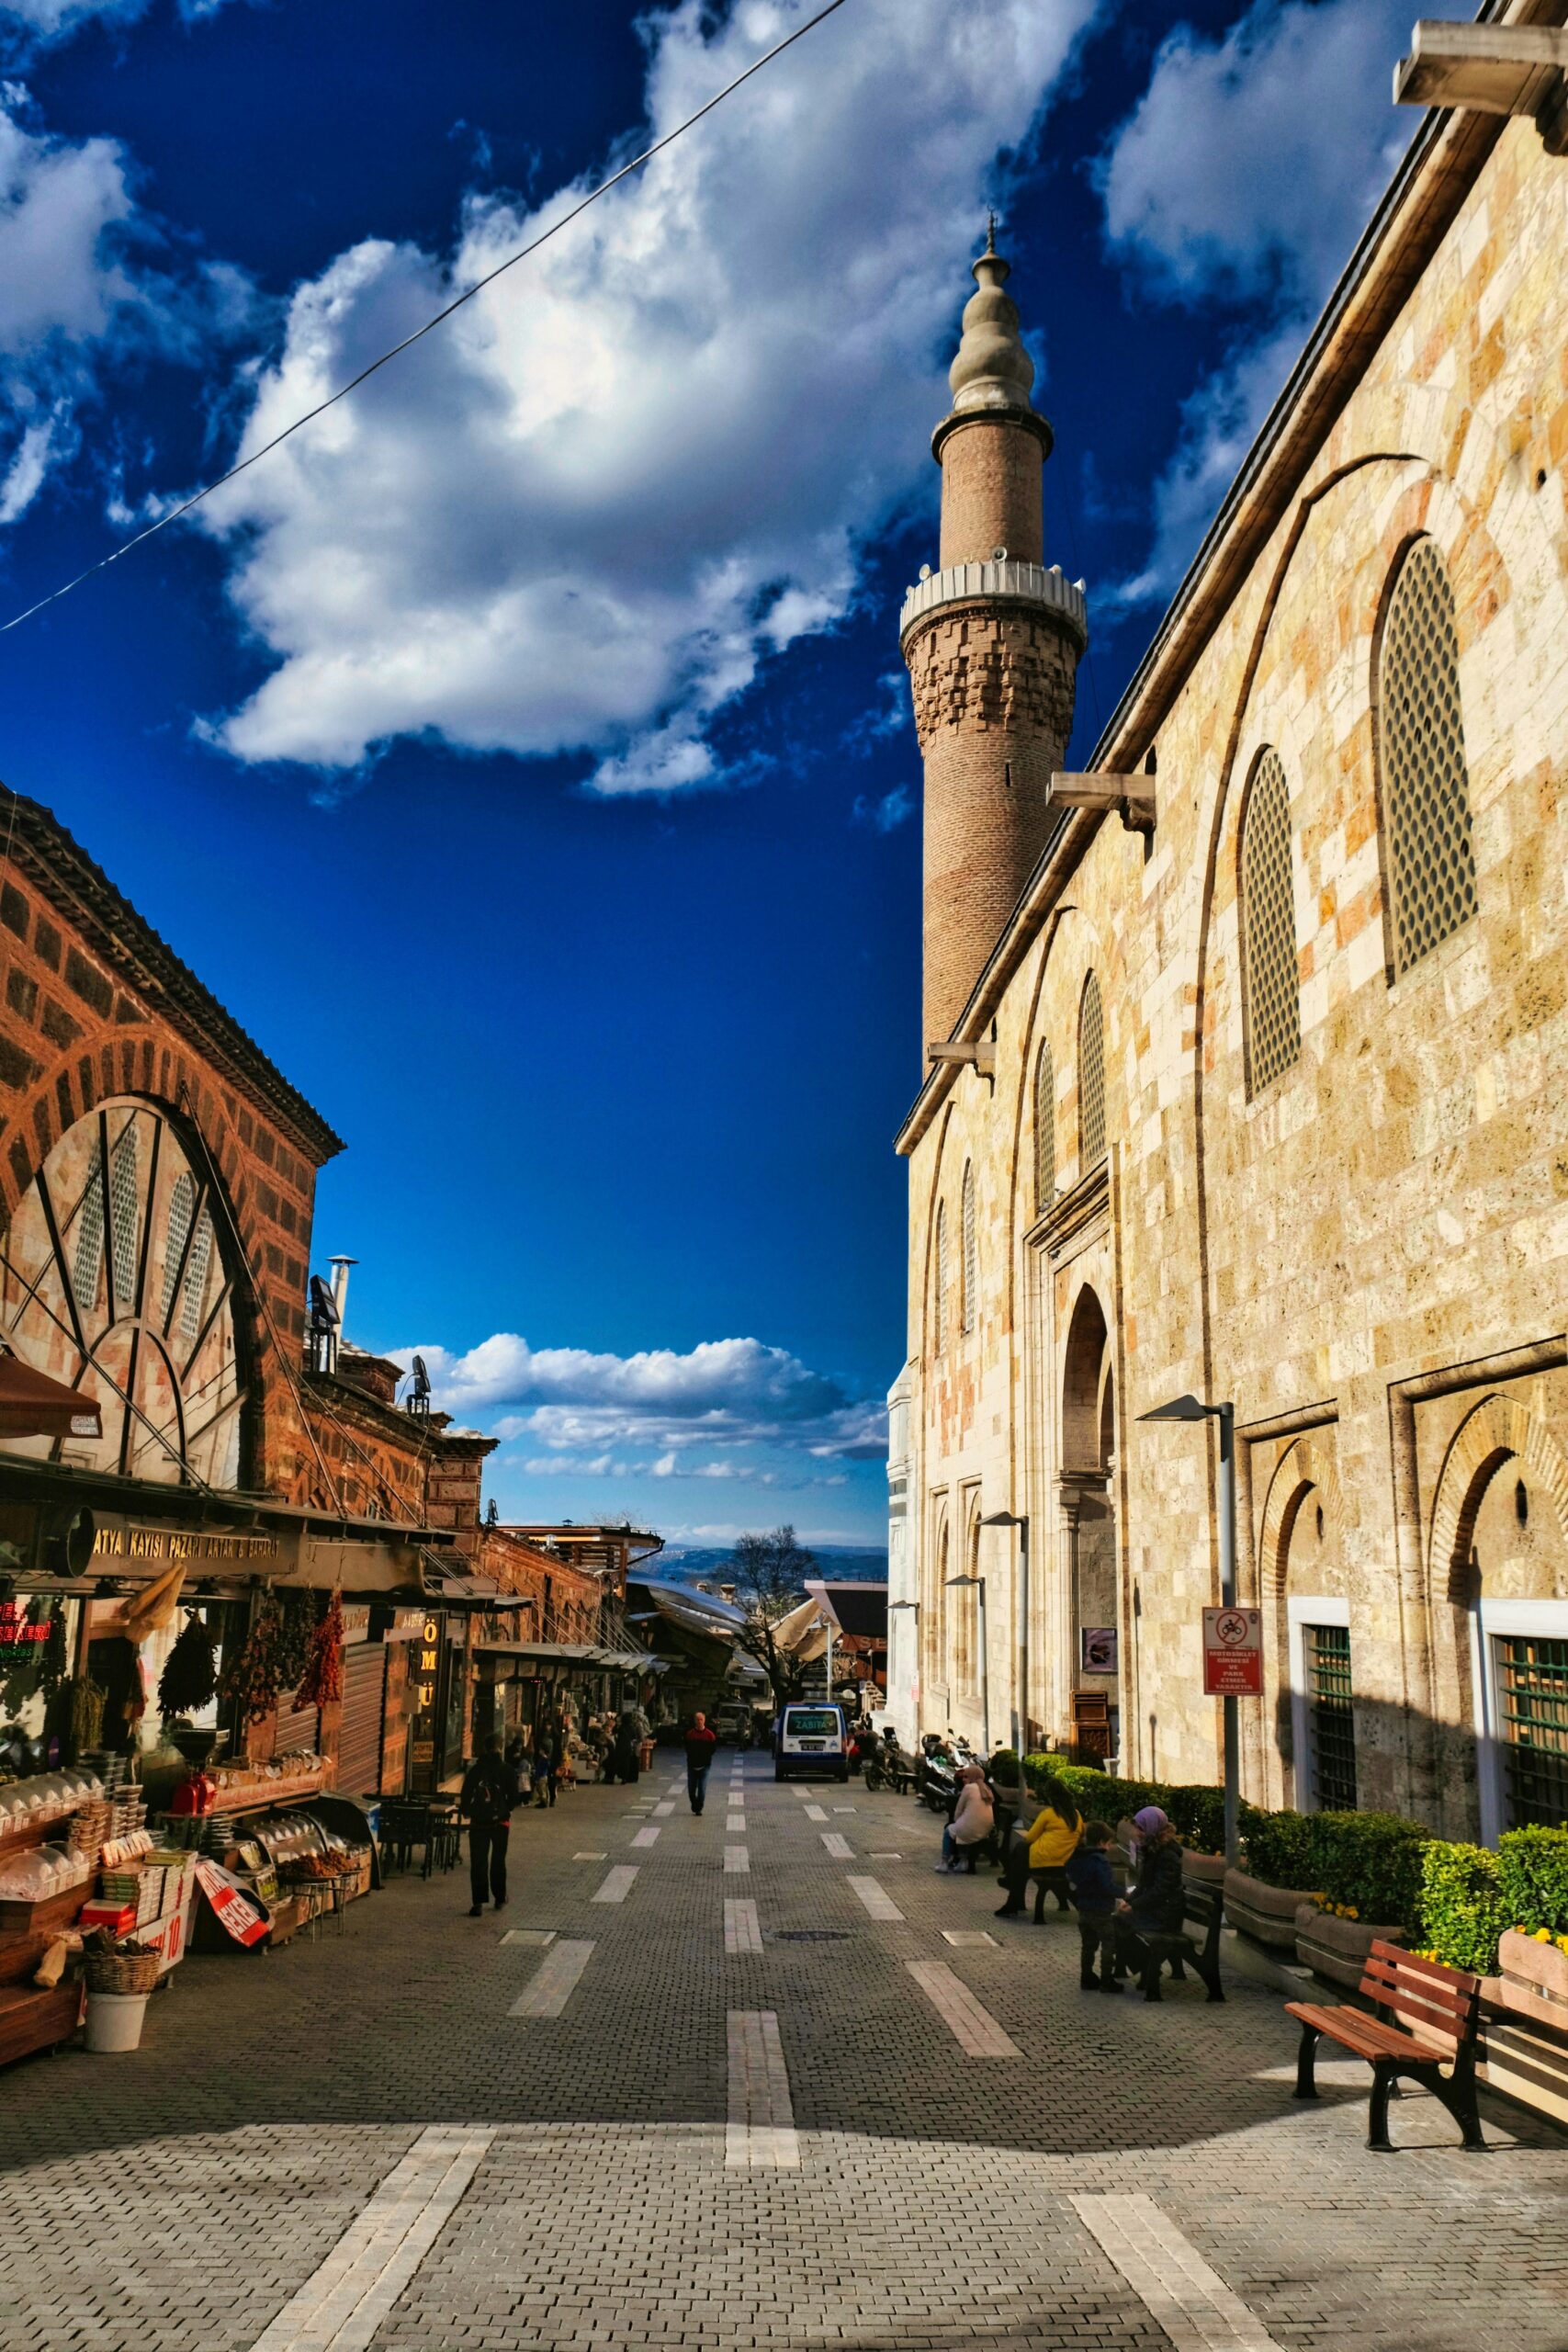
[158,1610,218,1721]
[221,1593,286,1724]
[294,1589,344,1712]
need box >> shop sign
[0,1601,48,1664]
[193,1858,269,1947]
[407,1612,444,1792]
[92,1521,283,1566]
[1201,1606,1262,1697]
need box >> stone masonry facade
[894,66,1568,1844]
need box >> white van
[773,1702,850,1782]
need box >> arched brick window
[1379,537,1478,974]
[1241,748,1301,1095]
[960,1163,977,1335]
[1034,1042,1055,1211]
[1078,975,1105,1170]
[933,1201,948,1351]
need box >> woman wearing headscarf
[1113,1804,1184,1973]
[611,1712,641,1786]
[995,1771,1082,1917]
[937,1761,994,1871]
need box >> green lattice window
[1241,749,1300,1095]
[1498,1634,1568,1829]
[1379,537,1478,975]
[1306,1623,1357,1812]
[1034,1042,1055,1212]
[1079,975,1105,1171]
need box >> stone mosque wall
[896,105,1568,1841]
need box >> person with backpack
[460,1734,519,1917]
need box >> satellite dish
[309,1275,339,1328]
[412,1354,431,1397]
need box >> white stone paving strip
[499,1928,556,1948]
[820,1832,853,1859]
[652,1801,675,1817]
[247,2126,494,2352]
[726,2009,799,2168]
[631,1826,661,1848]
[868,1851,903,1860]
[508,1939,595,2018]
[724,1898,762,1955]
[942,1929,998,1948]
[1069,2195,1285,2352]
[592,1865,639,1904]
[846,1875,903,1922]
[905,1961,1021,2057]
[572,1851,607,1861]
[803,1804,828,1822]
[725,1844,750,1874]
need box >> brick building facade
[891,7,1568,1845]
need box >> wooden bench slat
[1363,1957,1473,2015]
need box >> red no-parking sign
[1201,1606,1262,1696]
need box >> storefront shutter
[270,1694,320,1757]
[336,1641,388,1799]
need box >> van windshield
[785,1709,840,1736]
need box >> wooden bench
[1286,1941,1483,2152]
[1121,1883,1224,2003]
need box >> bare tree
[728,1524,818,1706]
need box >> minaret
[901,225,1087,1055]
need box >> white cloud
[1098,0,1452,602]
[0,0,235,49]
[0,88,258,524]
[394,1328,887,1474]
[852,782,913,834]
[196,0,1100,776]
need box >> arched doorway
[1060,1285,1118,1765]
[1259,1437,1350,1813]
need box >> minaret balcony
[898,559,1089,653]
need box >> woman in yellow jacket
[995,1774,1082,1919]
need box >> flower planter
[1224,1867,1314,1951]
[1497,1928,1568,2012]
[1479,1955,1568,2131]
[1182,1851,1227,1890]
[1292,1903,1405,1992]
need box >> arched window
[1034,1042,1055,1210]
[1241,748,1301,1094]
[960,1163,977,1335]
[1078,975,1105,1170]
[933,1202,948,1351]
[1379,537,1478,974]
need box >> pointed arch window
[933,1202,949,1352]
[960,1163,977,1336]
[1034,1041,1055,1211]
[1078,975,1105,1170]
[1379,536,1478,974]
[1241,748,1301,1095]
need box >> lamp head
[1138,1393,1210,1423]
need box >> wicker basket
[84,1950,160,1996]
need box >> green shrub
[1419,1840,1507,1974]
[1497,1825,1568,1936]
[987,1747,1021,1777]
[1162,1783,1228,1855]
[1306,1812,1428,1930]
[1241,1807,1318,1890]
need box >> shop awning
[475,1641,601,1662]
[592,1647,660,1672]
[0,1354,102,1442]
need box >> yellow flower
[1346,1906,1359,1921]
[1535,1927,1553,1943]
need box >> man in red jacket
[683,1712,718,1815]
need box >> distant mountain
[655,1543,887,1588]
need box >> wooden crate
[0,1883,90,1938]
[0,1980,83,2068]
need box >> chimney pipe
[329,1257,357,1348]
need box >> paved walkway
[0,1757,1563,2351]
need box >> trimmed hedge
[1420,1840,1508,1973]
[1497,1825,1568,1938]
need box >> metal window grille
[1498,1634,1568,1830]
[933,1204,948,1351]
[1034,1042,1055,1210]
[180,1209,215,1345]
[1079,975,1105,1170]
[1306,1623,1357,1812]
[72,1142,106,1310]
[107,1123,139,1311]
[1242,749,1301,1094]
[1380,537,1478,974]
[960,1164,976,1335]
[161,1171,196,1327]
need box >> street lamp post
[944,1574,988,1755]
[980,1510,1029,1762]
[1138,1391,1240,1863]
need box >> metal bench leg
[1367,2062,1399,2152]
[1438,2053,1487,2151]
[1292,2019,1321,2098]
[1199,1954,1224,2004]
[1141,1951,1162,2003]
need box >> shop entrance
[1060,1285,1120,1766]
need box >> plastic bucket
[85,1990,150,2053]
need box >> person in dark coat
[460,1735,518,1916]
[1065,1819,1121,1992]
[683,1711,718,1815]
[1112,1804,1184,1976]
[611,1714,641,1786]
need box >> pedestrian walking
[684,1710,718,1814]
[1065,1819,1122,1991]
[611,1713,641,1786]
[937,1761,993,1871]
[460,1735,518,1917]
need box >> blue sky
[0,0,1455,1543]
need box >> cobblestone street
[2,1758,1564,2352]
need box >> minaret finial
[947,221,1036,418]
[986,209,997,255]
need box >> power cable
[0,0,852,639]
